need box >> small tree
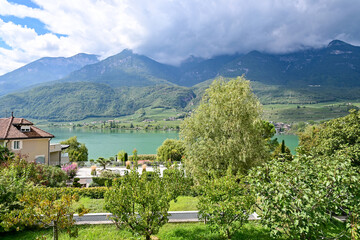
[60,136,88,162]
[117,150,126,163]
[250,155,360,239]
[157,139,185,162]
[271,140,293,161]
[0,145,14,163]
[198,169,255,239]
[105,168,174,240]
[96,157,111,170]
[2,187,88,240]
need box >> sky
[0,0,360,75]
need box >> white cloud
[0,0,359,74]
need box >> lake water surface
[43,127,299,159]
[44,127,178,160]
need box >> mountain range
[0,53,99,96]
[0,40,359,121]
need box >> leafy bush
[60,136,88,162]
[47,187,107,199]
[250,155,360,239]
[0,145,14,163]
[197,170,255,239]
[61,162,78,179]
[105,168,175,240]
[128,154,156,161]
[99,170,121,178]
[2,157,67,187]
[0,164,29,232]
[156,139,185,162]
[90,166,97,176]
[92,177,114,187]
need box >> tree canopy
[156,139,185,162]
[180,77,269,181]
[298,109,360,167]
[60,136,88,162]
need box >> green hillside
[0,82,195,121]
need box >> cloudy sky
[0,0,359,75]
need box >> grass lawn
[169,196,198,211]
[72,196,199,213]
[1,221,348,240]
[0,222,277,240]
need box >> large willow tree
[181,77,268,182]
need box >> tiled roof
[0,117,54,140]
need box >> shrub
[157,139,185,162]
[142,164,147,172]
[48,187,107,199]
[197,170,255,239]
[126,161,131,169]
[105,169,175,240]
[62,162,78,179]
[2,157,67,187]
[129,154,157,161]
[72,178,82,188]
[99,170,121,178]
[90,166,97,176]
[250,155,360,239]
[92,177,114,187]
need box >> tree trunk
[53,222,58,240]
[226,228,231,239]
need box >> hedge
[128,154,157,161]
[49,187,108,199]
[91,177,114,187]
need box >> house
[0,115,69,165]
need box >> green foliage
[60,136,88,162]
[272,140,293,161]
[117,150,126,162]
[0,82,196,121]
[1,187,88,240]
[46,187,107,199]
[95,157,111,170]
[128,154,157,161]
[91,177,114,187]
[91,170,121,187]
[299,110,360,167]
[0,145,14,163]
[181,77,269,182]
[105,168,176,240]
[157,139,185,162]
[198,170,255,239]
[132,148,138,162]
[72,178,82,188]
[250,155,360,239]
[0,164,30,232]
[162,165,193,200]
[2,157,67,187]
[260,120,278,151]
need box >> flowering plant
[62,162,78,179]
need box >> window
[35,155,45,164]
[12,140,21,150]
[20,126,31,132]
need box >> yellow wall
[5,138,50,164]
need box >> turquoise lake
[43,127,299,159]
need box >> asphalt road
[74,211,260,225]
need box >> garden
[0,77,359,240]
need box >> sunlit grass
[72,196,199,214]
